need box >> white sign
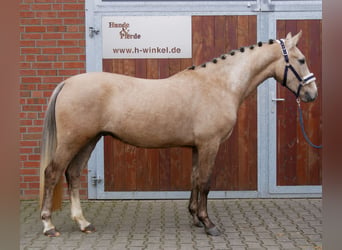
[102,16,192,59]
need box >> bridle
[277,39,316,100]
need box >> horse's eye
[298,58,305,65]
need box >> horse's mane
[188,39,276,70]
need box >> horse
[40,31,318,237]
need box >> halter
[277,39,322,149]
[277,39,316,99]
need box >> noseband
[277,39,316,99]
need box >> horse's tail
[39,82,65,211]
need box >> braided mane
[188,39,276,70]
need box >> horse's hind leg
[41,147,79,237]
[65,136,100,233]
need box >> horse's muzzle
[302,91,318,102]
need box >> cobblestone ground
[20,199,322,250]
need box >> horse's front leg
[188,147,203,227]
[196,141,221,236]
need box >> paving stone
[20,199,322,249]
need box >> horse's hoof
[194,221,204,228]
[205,226,221,236]
[81,224,96,233]
[44,228,60,237]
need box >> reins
[296,99,322,149]
[277,39,322,149]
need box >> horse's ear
[286,30,302,49]
[292,30,302,46]
[286,32,292,40]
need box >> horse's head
[274,31,318,102]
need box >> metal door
[85,0,322,199]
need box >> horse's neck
[218,43,280,104]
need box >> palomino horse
[40,31,318,237]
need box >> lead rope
[296,99,322,149]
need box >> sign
[102,16,192,59]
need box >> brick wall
[20,0,87,200]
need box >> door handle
[272,98,285,102]
[271,97,285,113]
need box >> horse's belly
[113,127,194,148]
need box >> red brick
[64,18,83,25]
[21,169,38,176]
[28,154,41,161]
[20,83,37,90]
[63,47,84,54]
[24,190,39,196]
[46,26,67,32]
[31,4,52,11]
[29,183,40,189]
[38,83,58,90]
[36,11,56,18]
[64,4,84,10]
[33,120,44,126]
[42,76,64,83]
[58,69,80,76]
[37,69,57,76]
[32,62,53,69]
[23,133,42,140]
[42,18,63,25]
[58,40,78,47]
[20,140,39,147]
[20,70,36,76]
[66,25,78,32]
[28,127,43,133]
[21,33,42,40]
[64,62,85,68]
[37,55,57,62]
[42,33,63,40]
[36,0,55,3]
[25,26,46,33]
[21,77,41,84]
[23,175,40,182]
[43,91,53,98]
[64,33,83,39]
[22,105,42,112]
[20,40,36,47]
[20,119,33,126]
[58,55,78,61]
[58,11,79,18]
[52,62,63,69]
[20,148,32,154]
[79,40,86,47]
[42,47,63,54]
[36,40,57,47]
[20,11,35,18]
[52,4,63,10]
[21,18,41,25]
[26,98,47,104]
[24,55,36,62]
[27,113,39,119]
[21,48,41,54]
[26,113,38,119]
